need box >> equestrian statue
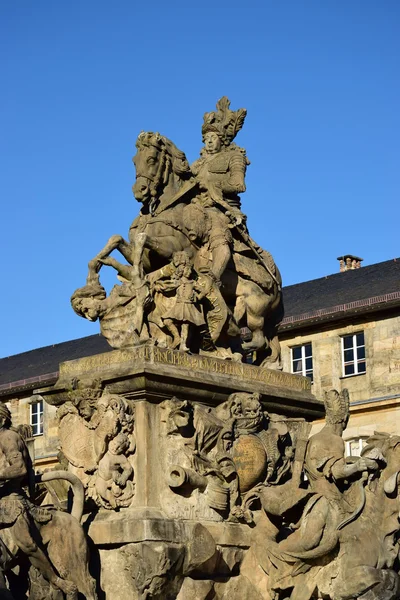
[71,97,283,366]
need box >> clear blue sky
[1,1,399,357]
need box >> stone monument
[2,99,399,599]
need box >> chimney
[337,254,363,272]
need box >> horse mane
[136,131,191,178]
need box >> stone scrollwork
[161,390,400,599]
[56,379,136,510]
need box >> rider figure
[0,405,77,598]
[190,97,249,285]
[269,389,378,600]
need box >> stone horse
[1,471,98,600]
[89,132,283,364]
[253,432,400,600]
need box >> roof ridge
[282,290,400,325]
[283,257,399,290]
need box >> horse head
[132,131,191,213]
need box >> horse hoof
[242,330,265,352]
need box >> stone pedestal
[41,345,323,599]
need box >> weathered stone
[0,405,97,599]
[250,389,400,600]
[42,345,320,418]
[4,97,397,599]
[71,97,283,368]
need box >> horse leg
[42,513,98,600]
[9,515,77,599]
[88,235,133,279]
[259,334,282,368]
[235,280,269,351]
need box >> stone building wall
[6,394,59,470]
[280,312,400,444]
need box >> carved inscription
[60,345,311,392]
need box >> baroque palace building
[1,256,399,469]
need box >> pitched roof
[282,257,400,326]
[0,334,111,392]
[1,258,399,392]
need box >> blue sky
[1,1,399,357]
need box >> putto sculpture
[71,97,283,366]
[57,380,136,510]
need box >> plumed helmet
[324,389,350,425]
[202,97,247,145]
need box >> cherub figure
[95,433,135,510]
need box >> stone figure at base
[71,232,151,349]
[0,405,97,599]
[95,432,135,509]
[161,257,205,352]
[252,389,400,600]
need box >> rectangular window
[341,332,366,376]
[290,343,313,381]
[30,400,44,436]
[345,437,368,457]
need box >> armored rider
[189,97,250,285]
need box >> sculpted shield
[232,434,268,492]
[59,413,99,472]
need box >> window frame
[30,399,44,437]
[341,332,366,377]
[290,342,313,381]
[345,436,369,458]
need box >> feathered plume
[324,389,350,425]
[202,97,247,144]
